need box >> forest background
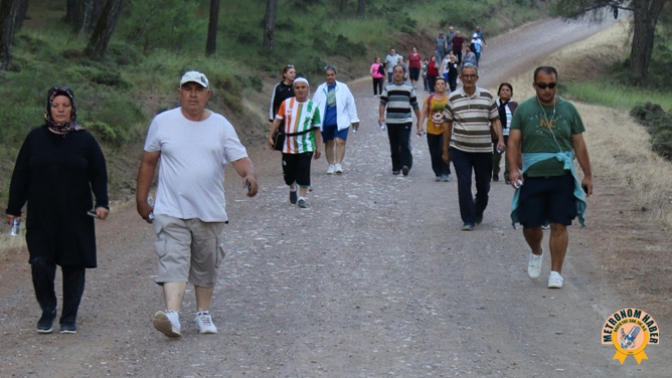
[1,0,672,206]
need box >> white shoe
[153,310,181,337]
[335,163,343,173]
[527,251,542,279]
[326,165,335,174]
[548,271,564,289]
[194,311,218,334]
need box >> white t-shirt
[144,107,248,222]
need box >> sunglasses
[536,82,557,89]
[285,64,295,68]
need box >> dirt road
[1,17,670,377]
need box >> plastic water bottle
[147,196,155,223]
[9,219,20,236]
[381,122,386,131]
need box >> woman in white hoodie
[312,66,360,174]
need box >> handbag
[273,129,285,151]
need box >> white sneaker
[326,165,335,174]
[153,310,181,337]
[548,271,564,289]
[527,250,542,279]
[194,311,218,334]
[335,163,343,174]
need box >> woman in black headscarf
[5,86,109,334]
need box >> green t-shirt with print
[510,97,585,177]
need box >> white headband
[293,77,309,86]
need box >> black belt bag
[273,128,315,151]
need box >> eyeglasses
[461,74,478,79]
[536,82,557,89]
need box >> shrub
[630,102,672,161]
[630,102,666,127]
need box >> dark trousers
[492,135,509,180]
[453,50,462,65]
[31,256,86,326]
[427,133,451,177]
[387,72,393,83]
[387,122,413,172]
[427,76,437,93]
[450,147,493,225]
[373,77,384,95]
[448,72,457,92]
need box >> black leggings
[373,77,384,95]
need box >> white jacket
[312,80,360,131]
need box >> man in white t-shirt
[136,71,258,338]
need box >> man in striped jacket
[379,65,421,176]
[442,64,505,231]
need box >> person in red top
[451,31,464,65]
[426,55,439,94]
[407,47,422,89]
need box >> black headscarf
[44,86,83,133]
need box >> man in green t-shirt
[507,66,593,289]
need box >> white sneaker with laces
[326,165,335,174]
[548,271,564,289]
[527,250,543,279]
[153,310,181,337]
[335,163,343,173]
[194,311,218,334]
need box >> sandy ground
[1,16,671,378]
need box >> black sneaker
[505,178,511,185]
[392,170,400,175]
[402,166,410,176]
[289,189,297,204]
[37,309,56,334]
[475,213,483,226]
[60,322,77,334]
[492,174,499,182]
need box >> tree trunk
[65,0,80,24]
[339,0,347,12]
[85,0,124,60]
[263,0,277,51]
[0,0,20,71]
[629,0,666,79]
[14,0,26,30]
[75,0,105,36]
[206,0,219,56]
[357,0,365,18]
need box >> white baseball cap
[180,71,209,88]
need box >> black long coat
[6,126,108,268]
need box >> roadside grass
[564,82,672,111]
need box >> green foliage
[119,0,207,55]
[630,102,672,161]
[91,71,132,89]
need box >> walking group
[4,54,592,339]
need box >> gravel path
[1,16,669,378]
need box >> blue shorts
[517,173,577,228]
[321,124,349,142]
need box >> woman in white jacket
[312,66,360,174]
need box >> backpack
[378,62,386,75]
